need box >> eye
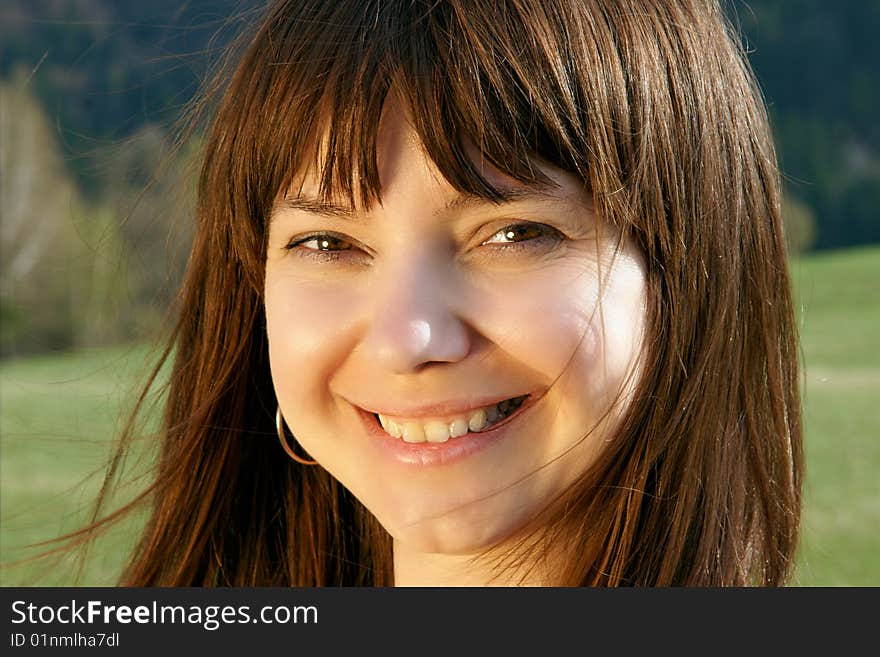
[481,222,565,254]
[283,232,363,263]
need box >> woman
[81,0,803,586]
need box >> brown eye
[486,224,548,243]
[288,233,352,252]
[284,232,360,263]
[482,223,565,253]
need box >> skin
[264,98,647,585]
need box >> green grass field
[0,343,161,585]
[788,246,879,585]
[1,246,878,585]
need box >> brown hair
[61,0,802,585]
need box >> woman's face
[265,100,647,555]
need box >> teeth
[449,418,469,438]
[468,408,487,432]
[401,422,425,443]
[378,414,402,438]
[375,396,526,443]
[424,421,450,443]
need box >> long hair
[71,0,801,585]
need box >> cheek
[565,256,647,410]
[265,275,362,408]
[483,255,646,414]
[475,264,604,385]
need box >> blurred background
[1,0,877,585]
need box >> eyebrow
[274,188,562,223]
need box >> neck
[391,538,555,587]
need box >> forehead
[273,88,595,215]
[278,96,590,216]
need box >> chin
[380,500,534,556]
[389,522,506,556]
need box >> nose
[362,252,472,373]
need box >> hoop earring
[276,406,318,466]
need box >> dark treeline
[734,0,880,251]
[0,0,259,194]
[1,0,877,357]
[0,0,254,357]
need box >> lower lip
[355,397,537,467]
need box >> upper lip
[355,393,531,419]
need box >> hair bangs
[256,0,599,214]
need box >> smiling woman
[264,97,648,580]
[63,0,802,586]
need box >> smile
[356,394,539,467]
[375,395,530,443]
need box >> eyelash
[283,233,354,263]
[283,222,565,263]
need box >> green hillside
[789,246,880,585]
